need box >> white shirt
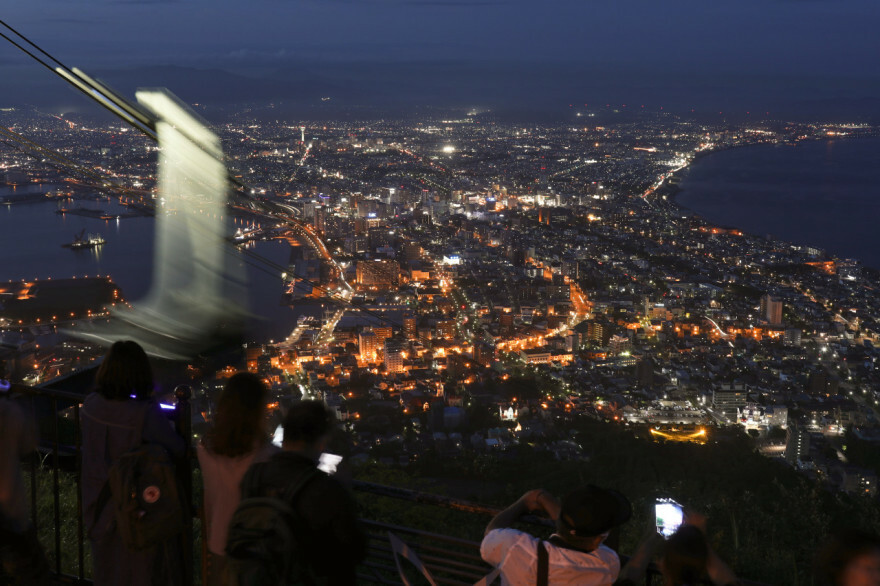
[480,528,620,586]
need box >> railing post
[51,397,61,575]
[74,403,85,582]
[174,384,194,586]
[173,384,193,498]
[29,407,39,536]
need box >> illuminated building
[358,330,378,359]
[436,320,456,340]
[314,205,327,234]
[609,334,631,355]
[356,260,400,290]
[586,320,607,345]
[783,328,802,347]
[474,342,496,366]
[737,403,788,429]
[245,342,263,371]
[403,313,417,340]
[712,382,748,419]
[499,312,514,336]
[373,327,393,346]
[384,338,406,374]
[760,294,783,325]
[520,348,551,364]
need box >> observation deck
[8,368,762,585]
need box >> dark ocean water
[676,136,880,269]
[0,191,302,341]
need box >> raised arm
[616,528,664,584]
[484,489,560,536]
[685,511,739,586]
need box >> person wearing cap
[481,485,632,585]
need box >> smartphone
[318,453,343,475]
[271,427,342,475]
[655,498,684,539]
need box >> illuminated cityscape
[2,1,880,582]
[3,106,879,494]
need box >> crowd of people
[1,339,880,585]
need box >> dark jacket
[81,392,186,586]
[240,451,367,585]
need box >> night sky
[3,0,880,114]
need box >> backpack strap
[134,401,150,447]
[281,467,319,505]
[240,461,268,500]
[86,427,111,538]
[536,541,549,586]
[88,483,111,538]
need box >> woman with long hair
[81,340,186,586]
[197,372,278,586]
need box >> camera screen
[655,499,683,538]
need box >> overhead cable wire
[0,20,158,139]
[3,116,405,330]
[1,115,405,332]
[1,21,263,203]
[0,22,408,332]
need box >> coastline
[654,128,880,202]
[657,132,880,268]
[659,130,880,208]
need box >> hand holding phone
[655,498,684,539]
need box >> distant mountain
[94,65,344,105]
[3,61,879,121]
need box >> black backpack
[225,465,319,586]
[90,405,186,551]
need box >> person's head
[282,400,335,456]
[816,529,880,586]
[95,340,153,400]
[661,525,709,586]
[555,485,632,552]
[207,372,269,457]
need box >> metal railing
[8,369,192,585]
[7,372,761,586]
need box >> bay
[0,191,302,342]
[676,136,880,269]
